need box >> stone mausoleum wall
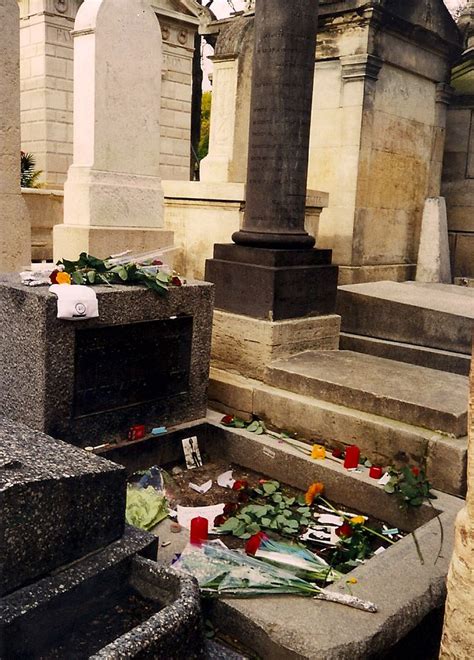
[17,0,200,187]
[203,1,462,285]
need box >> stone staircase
[337,281,473,375]
[209,282,472,498]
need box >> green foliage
[384,466,437,509]
[56,252,184,296]
[20,151,42,188]
[198,91,211,161]
[216,481,313,540]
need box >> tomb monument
[53,0,173,261]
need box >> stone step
[340,333,471,376]
[267,351,469,436]
[208,370,468,497]
[336,281,474,355]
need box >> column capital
[340,54,383,83]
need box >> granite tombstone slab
[0,276,214,446]
[0,416,125,597]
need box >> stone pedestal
[54,0,171,261]
[0,0,31,272]
[206,244,337,320]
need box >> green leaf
[87,270,96,284]
[234,418,246,428]
[255,426,264,435]
[247,421,259,433]
[246,522,261,534]
[284,497,295,506]
[239,533,252,540]
[218,518,240,533]
[71,270,84,285]
[261,517,271,527]
[384,484,395,494]
[272,492,282,503]
[157,271,170,284]
[118,266,128,281]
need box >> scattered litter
[168,509,178,519]
[300,527,338,547]
[170,522,182,533]
[217,470,236,489]
[152,426,167,436]
[189,479,213,494]
[382,528,399,536]
[374,546,386,555]
[177,503,225,531]
[347,468,362,473]
[377,473,391,486]
[171,466,183,476]
[316,514,344,526]
[182,436,203,469]
[161,541,171,548]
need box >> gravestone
[205,0,338,320]
[0,277,213,446]
[0,0,31,272]
[53,0,173,261]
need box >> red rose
[335,523,353,539]
[332,448,343,459]
[223,502,238,516]
[258,479,268,484]
[411,467,420,477]
[237,491,250,504]
[50,269,59,284]
[214,514,227,527]
[245,532,268,556]
[152,259,163,265]
[171,276,182,287]
[221,415,234,426]
[232,480,249,491]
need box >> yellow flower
[311,444,326,460]
[346,577,358,585]
[305,482,324,505]
[350,516,365,526]
[56,271,71,285]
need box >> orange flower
[56,271,71,285]
[305,482,324,505]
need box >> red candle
[369,466,383,479]
[190,517,208,546]
[344,445,360,469]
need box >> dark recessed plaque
[73,317,193,417]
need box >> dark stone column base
[205,244,339,320]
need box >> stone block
[426,434,468,497]
[416,197,452,283]
[211,310,340,380]
[0,416,126,597]
[0,276,214,446]
[206,244,338,321]
[208,367,255,420]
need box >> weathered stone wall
[204,1,461,284]
[18,0,198,187]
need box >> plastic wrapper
[106,247,178,273]
[174,541,378,612]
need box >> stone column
[205,0,338,320]
[0,0,31,272]
[440,347,474,657]
[53,0,173,261]
[232,0,317,249]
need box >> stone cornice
[340,54,383,83]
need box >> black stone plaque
[74,317,193,417]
